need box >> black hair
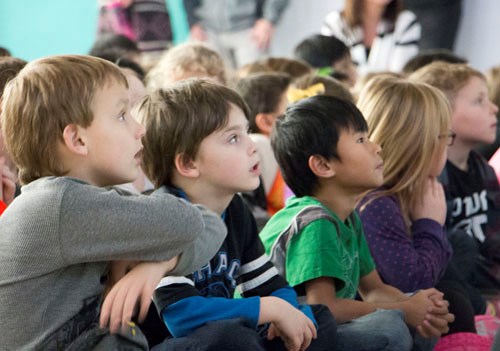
[235,72,291,133]
[294,34,350,69]
[271,95,367,197]
[89,33,139,57]
[402,49,467,75]
[90,46,145,81]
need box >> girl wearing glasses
[356,76,483,340]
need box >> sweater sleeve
[358,195,451,292]
[152,276,260,337]
[321,11,346,41]
[262,0,289,24]
[389,10,421,72]
[183,0,201,28]
[58,182,226,275]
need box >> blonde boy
[0,55,226,350]
[411,62,500,293]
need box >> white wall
[271,0,500,73]
[270,0,344,58]
[455,0,500,72]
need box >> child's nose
[491,100,499,114]
[132,118,146,138]
[248,136,258,155]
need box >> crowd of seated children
[131,78,337,350]
[5,9,500,348]
[259,95,453,351]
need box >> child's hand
[410,177,446,225]
[263,298,317,351]
[417,292,454,337]
[99,256,179,334]
[0,157,16,206]
[401,289,436,330]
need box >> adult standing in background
[404,0,462,52]
[321,0,420,76]
[183,0,289,69]
[97,0,173,66]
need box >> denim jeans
[335,309,434,351]
[151,304,336,351]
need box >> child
[259,95,454,350]
[235,72,290,220]
[482,64,500,161]
[146,42,227,90]
[133,78,337,350]
[0,55,226,350]
[0,56,25,214]
[357,76,481,335]
[294,34,358,87]
[410,62,500,295]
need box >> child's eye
[229,135,239,144]
[356,137,365,143]
[118,112,126,121]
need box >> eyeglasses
[438,130,457,146]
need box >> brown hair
[235,72,291,133]
[409,62,485,105]
[343,0,403,28]
[0,57,27,99]
[1,54,127,184]
[139,79,250,188]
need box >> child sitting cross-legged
[259,95,455,351]
[0,55,226,350]
[128,78,338,351]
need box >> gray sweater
[184,0,289,32]
[0,177,226,350]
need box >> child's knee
[199,318,265,351]
[370,309,413,351]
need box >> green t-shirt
[260,196,375,299]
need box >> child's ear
[62,124,88,156]
[308,155,335,178]
[255,113,274,135]
[174,153,199,178]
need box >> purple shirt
[357,193,452,292]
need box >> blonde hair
[1,54,127,184]
[351,71,402,102]
[146,43,227,89]
[357,76,451,225]
[409,62,485,105]
[486,65,500,117]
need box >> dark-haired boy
[259,95,454,350]
[134,78,337,350]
